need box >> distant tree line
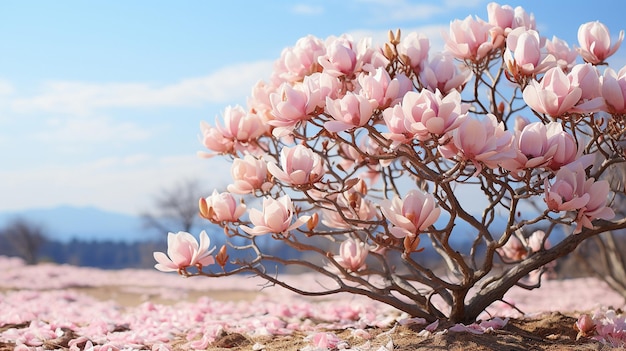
[37,239,167,269]
[0,217,167,269]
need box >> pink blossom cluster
[187,1,623,264]
[160,0,626,325]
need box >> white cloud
[291,4,324,15]
[0,79,15,95]
[10,60,274,116]
[32,116,151,143]
[0,154,233,215]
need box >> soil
[169,311,613,350]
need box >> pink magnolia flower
[380,189,441,238]
[545,36,578,72]
[268,81,318,137]
[510,5,535,30]
[439,114,515,174]
[303,72,342,107]
[601,66,626,114]
[487,2,515,32]
[419,53,472,94]
[383,89,467,144]
[568,63,605,113]
[240,195,311,236]
[334,238,369,272]
[318,35,358,77]
[575,177,615,233]
[267,144,324,186]
[248,80,277,123]
[577,21,624,65]
[487,2,535,35]
[153,231,215,273]
[356,67,412,109]
[269,72,340,137]
[216,105,266,143]
[324,92,377,132]
[412,90,468,141]
[486,2,535,51]
[382,103,414,144]
[444,15,500,61]
[522,67,582,117]
[199,190,246,223]
[516,122,558,167]
[544,124,581,171]
[199,121,234,155]
[544,163,591,213]
[272,34,326,83]
[227,154,272,195]
[502,121,576,172]
[544,162,614,233]
[504,27,555,77]
[398,32,430,74]
[199,107,267,157]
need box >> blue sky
[1,0,624,215]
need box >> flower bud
[198,197,210,219]
[403,234,424,253]
[384,43,395,60]
[574,314,595,340]
[216,245,229,269]
[307,212,319,231]
[388,29,395,45]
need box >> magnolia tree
[154,2,626,323]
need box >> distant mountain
[0,205,151,243]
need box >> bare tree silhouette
[1,218,47,264]
[141,178,207,237]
